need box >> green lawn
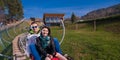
[51,22,120,60]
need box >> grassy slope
[51,21,120,60]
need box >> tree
[0,0,5,10]
[0,0,24,24]
[30,17,35,22]
[71,12,76,23]
[5,0,24,19]
[0,0,6,23]
[15,0,24,19]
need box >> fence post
[94,20,96,31]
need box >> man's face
[31,23,39,33]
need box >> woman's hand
[47,54,53,59]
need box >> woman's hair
[40,26,51,36]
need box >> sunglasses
[32,26,38,29]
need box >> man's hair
[30,21,38,30]
[31,21,38,25]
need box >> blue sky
[21,0,120,18]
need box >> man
[26,21,41,59]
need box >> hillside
[51,21,120,60]
[81,3,120,20]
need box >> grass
[50,22,120,60]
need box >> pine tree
[0,0,23,23]
[71,12,76,23]
[6,0,24,19]
[15,0,24,19]
[0,0,5,10]
[0,0,5,22]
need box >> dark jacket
[35,36,56,57]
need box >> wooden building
[43,13,65,26]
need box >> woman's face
[41,28,49,37]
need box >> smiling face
[41,28,49,37]
[31,23,39,33]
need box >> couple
[26,22,67,60]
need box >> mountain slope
[81,3,120,20]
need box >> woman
[35,26,67,60]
